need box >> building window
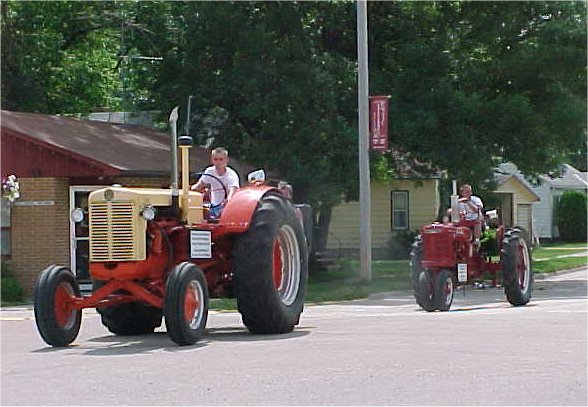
[391,190,409,230]
[1,199,11,259]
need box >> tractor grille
[90,201,136,261]
[422,232,455,267]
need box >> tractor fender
[218,185,281,233]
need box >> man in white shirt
[458,183,484,245]
[191,147,240,218]
[458,183,484,221]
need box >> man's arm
[226,186,237,202]
[191,168,212,192]
[190,179,205,192]
[224,168,240,202]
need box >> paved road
[1,268,586,406]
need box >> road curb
[534,266,587,280]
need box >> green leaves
[2,1,585,205]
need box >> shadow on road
[205,326,310,342]
[533,278,587,301]
[348,273,587,309]
[449,303,539,313]
[31,327,310,356]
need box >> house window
[391,190,409,230]
[1,199,11,259]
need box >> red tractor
[34,107,310,346]
[410,185,533,311]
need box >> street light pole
[357,0,372,281]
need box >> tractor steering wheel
[193,172,228,204]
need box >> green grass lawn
[531,242,587,273]
[306,259,411,303]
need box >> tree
[2,1,585,224]
[367,1,586,192]
[137,2,360,209]
[1,1,151,114]
[555,190,587,242]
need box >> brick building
[1,110,259,296]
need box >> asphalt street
[1,268,586,406]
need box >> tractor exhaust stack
[169,107,180,215]
[450,180,459,224]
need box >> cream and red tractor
[410,183,533,311]
[34,107,309,346]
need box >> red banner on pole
[369,95,389,152]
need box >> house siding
[496,163,587,241]
[494,177,539,239]
[532,183,554,239]
[534,185,587,240]
[327,179,440,252]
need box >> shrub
[1,261,25,303]
[555,190,587,242]
[386,230,418,260]
[480,228,500,256]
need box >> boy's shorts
[208,203,224,219]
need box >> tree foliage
[367,1,587,189]
[2,1,586,210]
[555,190,587,242]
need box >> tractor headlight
[141,206,156,221]
[70,207,85,223]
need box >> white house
[494,163,541,243]
[496,163,588,241]
[533,164,588,240]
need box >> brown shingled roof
[1,110,260,178]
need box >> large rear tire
[93,280,163,336]
[501,228,533,306]
[34,265,82,347]
[233,193,308,334]
[164,262,209,346]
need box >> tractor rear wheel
[410,235,435,311]
[501,228,533,306]
[233,193,308,334]
[164,262,209,346]
[34,265,82,347]
[433,269,454,311]
[94,281,163,336]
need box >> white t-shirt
[199,166,240,206]
[459,195,484,221]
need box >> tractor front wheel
[34,265,82,347]
[415,270,436,311]
[164,262,209,346]
[501,228,533,306]
[433,269,454,311]
[233,193,308,334]
[410,235,435,311]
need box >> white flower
[2,174,20,203]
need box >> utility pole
[357,0,372,281]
